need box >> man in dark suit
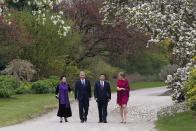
[94,74,111,123]
[74,71,92,123]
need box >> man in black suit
[94,74,111,123]
[74,71,92,123]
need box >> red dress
[117,79,130,106]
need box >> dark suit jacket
[94,81,111,102]
[74,79,92,101]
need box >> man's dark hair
[100,73,106,76]
[100,73,108,80]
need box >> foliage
[32,76,59,94]
[59,0,149,63]
[101,0,196,66]
[0,75,19,97]
[9,11,81,77]
[15,81,32,94]
[184,68,196,112]
[0,20,31,62]
[159,64,179,81]
[1,59,37,81]
[0,1,82,78]
[166,60,195,102]
[0,0,180,97]
[0,58,6,70]
[79,57,121,90]
[101,0,196,102]
[126,51,169,75]
[88,58,120,79]
[63,64,81,87]
[2,0,71,37]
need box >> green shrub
[184,68,196,112]
[48,76,59,85]
[0,75,19,97]
[126,51,169,75]
[64,65,80,86]
[15,81,32,94]
[32,77,59,94]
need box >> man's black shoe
[103,120,107,123]
[84,117,87,122]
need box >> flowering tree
[0,0,70,37]
[1,59,37,81]
[57,0,150,63]
[0,0,82,78]
[100,0,196,102]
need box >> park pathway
[0,87,173,131]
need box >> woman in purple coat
[55,76,72,123]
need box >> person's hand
[119,88,125,91]
[55,95,59,99]
[118,88,123,91]
[117,87,121,91]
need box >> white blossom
[100,0,196,102]
[1,0,71,37]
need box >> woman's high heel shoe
[64,118,68,122]
[60,117,63,123]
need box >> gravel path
[0,87,173,131]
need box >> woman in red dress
[117,72,130,123]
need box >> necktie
[101,81,104,88]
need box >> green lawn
[131,81,166,90]
[156,112,196,131]
[111,81,166,92]
[0,94,58,127]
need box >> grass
[111,81,166,92]
[156,111,196,131]
[131,81,166,90]
[0,94,58,127]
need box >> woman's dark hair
[60,75,66,80]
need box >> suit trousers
[78,99,89,121]
[97,101,108,122]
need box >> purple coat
[56,82,71,108]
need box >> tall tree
[101,0,196,102]
[57,0,150,63]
